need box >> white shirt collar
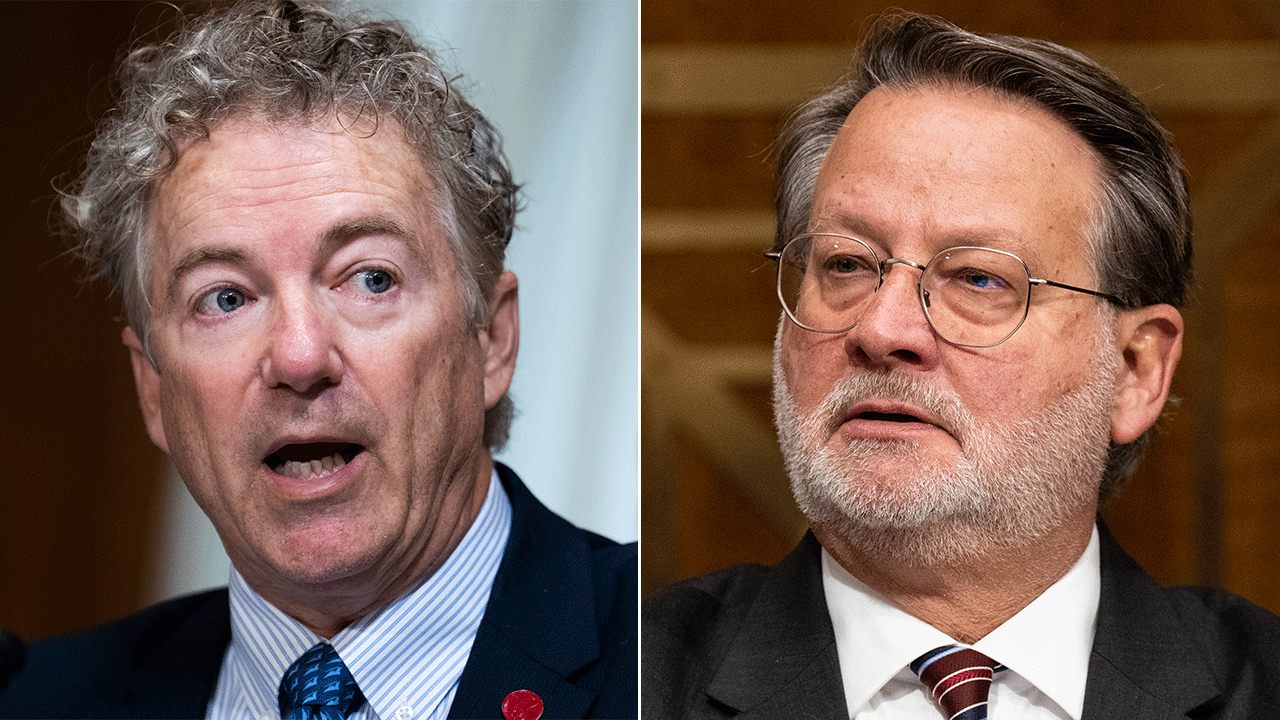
[973,526,1100,718]
[821,525,1100,720]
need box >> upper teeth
[275,452,348,480]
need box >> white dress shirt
[207,469,512,720]
[822,525,1101,720]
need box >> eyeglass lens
[777,234,1033,347]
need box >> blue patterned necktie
[278,642,367,720]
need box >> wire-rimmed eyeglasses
[765,233,1122,348]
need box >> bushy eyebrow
[163,215,433,303]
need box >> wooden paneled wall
[641,0,1280,612]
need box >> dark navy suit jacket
[0,464,637,719]
[643,526,1280,719]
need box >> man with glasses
[643,12,1280,720]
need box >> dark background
[0,2,194,641]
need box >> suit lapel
[706,533,846,719]
[1082,525,1222,719]
[448,465,601,719]
[692,524,1230,719]
[98,467,615,719]
[118,589,231,718]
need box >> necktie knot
[910,644,1001,720]
[279,642,367,720]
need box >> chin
[791,470,998,566]
[275,549,385,590]
[791,447,979,524]
[267,519,391,587]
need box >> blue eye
[197,287,248,315]
[356,268,395,294]
[958,268,1008,291]
[217,288,246,311]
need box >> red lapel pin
[502,689,544,720]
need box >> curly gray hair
[774,12,1193,502]
[61,0,520,449]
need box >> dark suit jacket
[1,464,637,719]
[643,527,1280,719]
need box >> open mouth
[264,442,363,480]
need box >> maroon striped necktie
[910,645,1001,720]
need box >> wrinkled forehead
[811,83,1104,273]
[827,82,1102,189]
[155,114,429,211]
[144,113,450,283]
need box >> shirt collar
[973,525,1099,720]
[821,548,952,717]
[223,467,512,719]
[821,524,1100,720]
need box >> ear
[122,326,170,454]
[480,270,519,410]
[1111,303,1183,444]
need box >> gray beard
[772,324,1117,567]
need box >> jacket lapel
[1082,525,1222,719]
[705,533,846,719]
[100,466,618,719]
[695,523,1231,719]
[448,465,602,719]
[118,589,231,718]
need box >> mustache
[812,370,974,439]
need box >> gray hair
[774,12,1193,502]
[61,0,519,449]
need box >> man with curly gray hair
[0,2,635,718]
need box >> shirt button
[395,706,413,720]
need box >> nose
[843,260,939,369]
[260,292,344,394]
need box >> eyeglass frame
[765,233,1124,348]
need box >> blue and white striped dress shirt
[207,469,512,720]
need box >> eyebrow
[163,215,433,303]
[810,209,887,244]
[166,247,251,304]
[317,217,430,272]
[813,208,1042,265]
